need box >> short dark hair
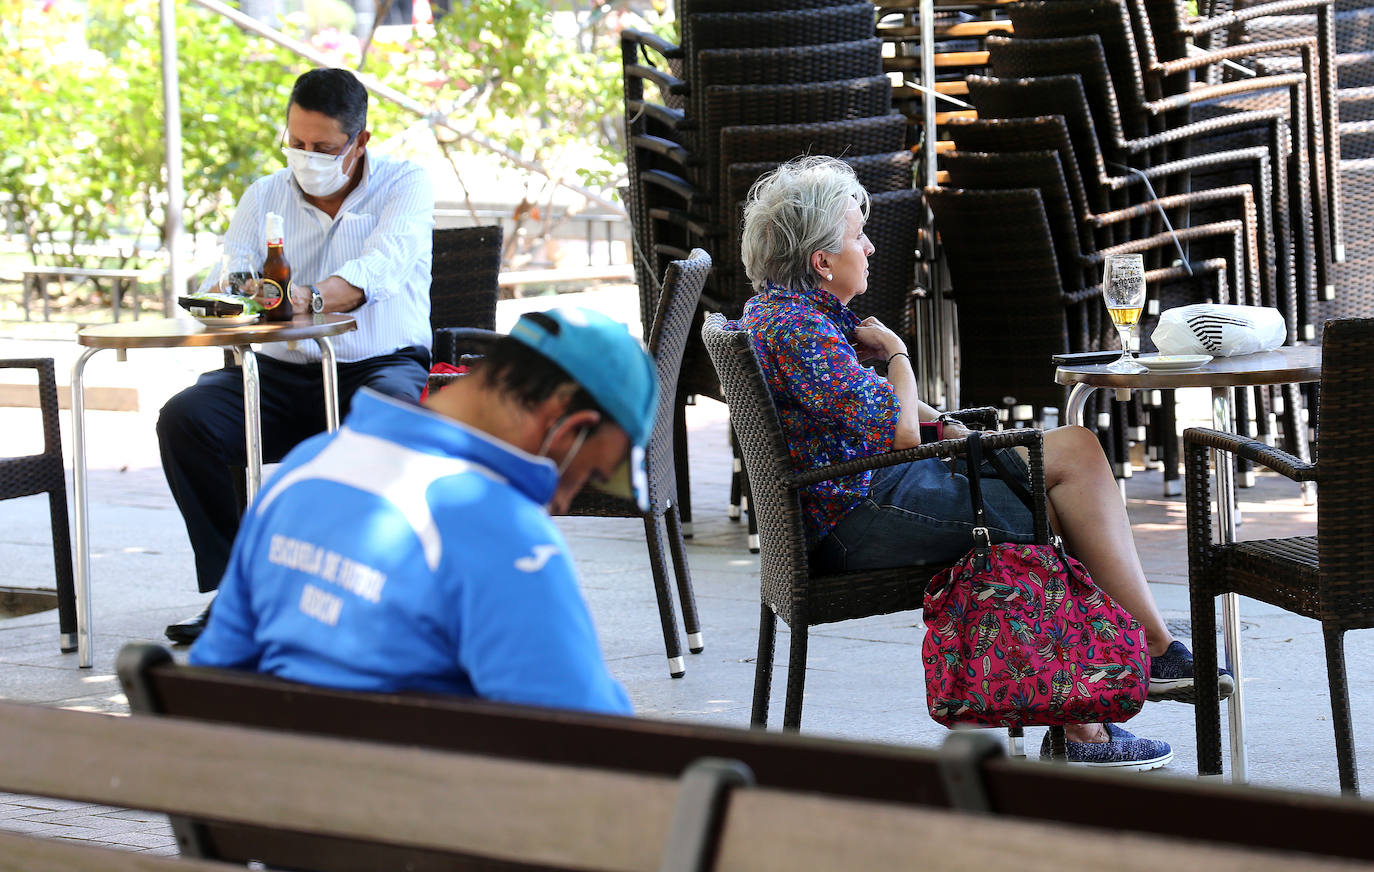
[288,68,368,137]
[480,321,608,424]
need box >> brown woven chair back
[927,186,1077,414]
[695,38,884,89]
[429,225,501,333]
[0,358,76,651]
[568,249,713,517]
[701,314,813,595]
[682,4,877,54]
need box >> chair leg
[781,622,809,732]
[1191,589,1224,779]
[751,602,777,729]
[1160,390,1181,498]
[728,425,743,521]
[664,505,703,653]
[642,515,685,679]
[1322,626,1360,796]
[47,485,77,653]
[673,397,693,538]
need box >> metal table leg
[315,337,341,432]
[1211,386,1248,783]
[70,347,101,668]
[1065,383,1096,428]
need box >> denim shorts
[813,448,1035,572]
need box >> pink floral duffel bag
[921,433,1150,728]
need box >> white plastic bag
[1151,305,1286,357]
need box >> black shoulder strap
[965,431,987,526]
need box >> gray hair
[740,156,871,293]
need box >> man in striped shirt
[159,68,435,644]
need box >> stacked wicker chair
[923,0,1339,492]
[621,2,927,539]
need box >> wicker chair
[701,313,1053,730]
[1129,0,1340,262]
[966,67,1294,339]
[1183,316,1374,795]
[0,358,77,653]
[993,2,1325,333]
[563,250,713,679]
[429,225,503,366]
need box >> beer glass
[217,255,262,300]
[1101,253,1147,373]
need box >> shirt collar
[347,389,558,506]
[763,282,861,335]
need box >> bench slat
[0,700,674,872]
[714,789,1374,872]
[0,830,232,872]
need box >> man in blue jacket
[189,308,656,715]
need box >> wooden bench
[17,265,162,323]
[2,641,1372,870]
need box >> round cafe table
[69,314,356,668]
[1056,346,1321,785]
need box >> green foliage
[1,0,660,278]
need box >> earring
[825,272,834,281]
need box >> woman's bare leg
[1040,425,1175,746]
[1040,425,1175,657]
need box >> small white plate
[192,313,259,327]
[1138,354,1213,372]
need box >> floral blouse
[733,283,900,544]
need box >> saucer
[1137,354,1213,372]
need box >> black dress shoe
[165,602,213,645]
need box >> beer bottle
[260,212,293,322]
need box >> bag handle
[964,432,993,570]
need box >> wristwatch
[309,284,324,314]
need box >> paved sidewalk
[0,310,1369,855]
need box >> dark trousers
[157,347,430,592]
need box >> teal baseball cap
[508,307,658,511]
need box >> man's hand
[851,315,905,363]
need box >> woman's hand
[851,316,905,362]
[940,418,971,440]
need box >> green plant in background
[1,0,671,291]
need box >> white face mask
[284,137,358,198]
[539,424,590,512]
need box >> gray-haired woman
[734,156,1229,768]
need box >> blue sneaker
[1150,640,1235,703]
[1040,723,1173,771]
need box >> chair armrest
[1182,0,1333,37]
[946,406,999,431]
[1156,36,1316,78]
[1090,185,1253,228]
[433,327,501,367]
[621,28,682,60]
[1129,108,1283,153]
[1148,73,1306,114]
[788,428,1042,489]
[1182,426,1316,482]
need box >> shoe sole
[1045,750,1174,772]
[1148,673,1236,703]
[164,627,203,646]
